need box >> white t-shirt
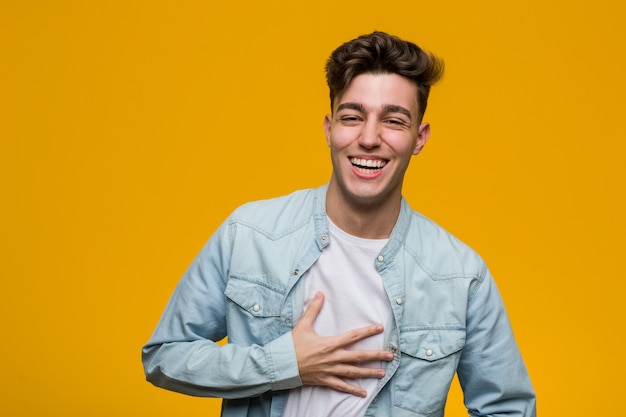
[282,219,390,417]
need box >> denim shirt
[143,185,536,417]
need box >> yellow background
[1,1,624,415]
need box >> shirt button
[396,297,403,305]
[252,304,260,312]
[377,255,384,262]
[321,235,327,241]
[426,349,433,357]
[293,269,299,275]
[284,318,292,325]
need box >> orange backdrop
[2,1,625,416]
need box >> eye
[384,118,409,127]
[338,115,362,124]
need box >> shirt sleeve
[457,269,537,417]
[141,219,302,398]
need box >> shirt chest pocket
[224,276,286,344]
[392,328,465,416]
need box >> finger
[322,376,369,398]
[332,323,385,348]
[335,349,395,364]
[299,291,325,326]
[332,364,387,380]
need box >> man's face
[324,72,430,208]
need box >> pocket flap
[399,328,466,361]
[224,275,284,317]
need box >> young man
[143,32,536,417]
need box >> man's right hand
[291,291,394,398]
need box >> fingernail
[314,291,322,300]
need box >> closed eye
[338,115,363,125]
[384,118,410,127]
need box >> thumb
[300,291,325,326]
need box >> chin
[344,188,390,208]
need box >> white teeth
[350,157,387,169]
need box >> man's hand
[292,291,394,398]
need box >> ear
[323,114,332,147]
[413,122,431,155]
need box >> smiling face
[325,72,430,212]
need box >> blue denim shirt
[143,185,536,417]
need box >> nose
[358,119,381,149]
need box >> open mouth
[350,157,388,174]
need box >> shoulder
[227,187,322,239]
[402,203,487,280]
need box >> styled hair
[325,31,444,122]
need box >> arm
[457,269,537,417]
[142,221,392,399]
[142,221,302,398]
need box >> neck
[325,183,401,239]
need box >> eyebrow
[383,105,412,120]
[336,102,413,121]
[336,102,365,113]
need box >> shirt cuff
[266,331,302,391]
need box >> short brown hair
[325,31,444,122]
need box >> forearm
[141,218,302,398]
[142,331,301,398]
[459,271,536,417]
